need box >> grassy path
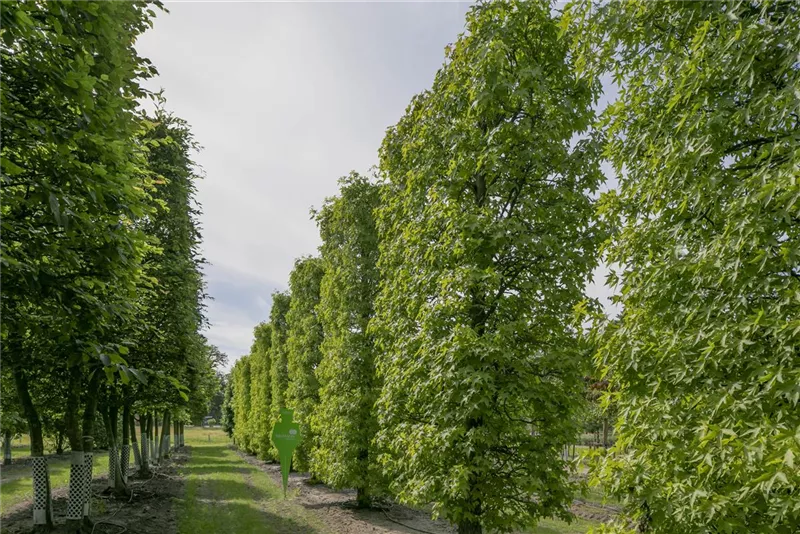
[179,428,329,534]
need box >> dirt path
[236,450,458,534]
[237,448,618,532]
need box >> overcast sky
[136,2,475,368]
[136,1,616,371]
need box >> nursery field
[1,427,607,534]
[3,1,795,533]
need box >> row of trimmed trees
[226,1,799,533]
[1,2,222,532]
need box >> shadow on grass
[197,477,273,502]
[185,464,254,475]
[185,500,325,534]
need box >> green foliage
[286,257,325,472]
[311,173,382,500]
[249,322,274,459]
[372,1,602,531]
[231,356,253,452]
[221,376,235,438]
[564,1,800,532]
[127,110,210,420]
[269,292,292,441]
[1,0,160,381]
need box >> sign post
[271,408,301,498]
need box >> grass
[178,427,330,534]
[0,454,107,514]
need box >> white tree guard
[120,444,130,483]
[108,447,117,489]
[31,456,52,525]
[83,452,93,517]
[66,451,85,521]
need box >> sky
[136,1,475,368]
[136,1,617,371]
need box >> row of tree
[1,2,223,532]
[225,1,798,533]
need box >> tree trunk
[602,417,609,448]
[457,520,482,534]
[3,430,11,465]
[173,419,178,452]
[181,422,185,447]
[129,414,142,474]
[102,409,116,491]
[152,413,159,463]
[55,431,65,455]
[356,487,370,508]
[105,404,128,496]
[81,371,101,526]
[139,414,151,476]
[64,367,85,532]
[120,405,130,485]
[159,410,171,460]
[13,369,53,530]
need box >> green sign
[271,408,301,498]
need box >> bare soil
[1,448,188,534]
[236,449,457,534]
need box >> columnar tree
[221,377,235,438]
[248,322,274,459]
[116,109,209,478]
[312,173,382,506]
[373,1,603,532]
[565,1,800,532]
[269,291,292,456]
[1,1,161,529]
[231,357,252,451]
[285,256,325,472]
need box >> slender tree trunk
[129,414,142,474]
[55,430,65,455]
[139,414,151,476]
[173,419,178,452]
[13,369,53,530]
[159,410,171,460]
[602,417,609,448]
[457,521,482,534]
[3,430,12,465]
[181,421,185,447]
[81,371,101,527]
[105,404,128,496]
[152,413,159,463]
[356,487,370,508]
[102,409,116,491]
[120,405,131,485]
[64,367,86,532]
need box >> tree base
[457,520,481,534]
